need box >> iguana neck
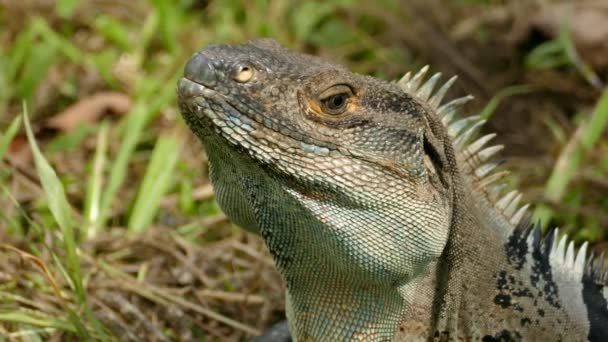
[423,177,591,340]
[429,189,510,334]
[203,134,428,340]
[277,186,442,341]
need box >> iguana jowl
[177,38,608,341]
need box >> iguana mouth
[177,77,213,120]
[177,77,255,139]
[177,77,213,100]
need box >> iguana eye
[233,64,254,83]
[319,85,353,115]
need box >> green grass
[24,111,88,339]
[84,120,109,239]
[0,116,21,162]
[0,0,607,340]
[128,133,182,235]
[533,89,608,239]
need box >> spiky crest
[398,66,607,285]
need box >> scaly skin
[177,38,608,341]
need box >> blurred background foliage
[0,0,607,340]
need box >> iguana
[177,38,608,341]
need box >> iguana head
[178,38,453,286]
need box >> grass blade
[479,85,538,121]
[98,102,148,226]
[84,121,109,239]
[0,115,22,161]
[128,134,181,234]
[0,311,76,333]
[535,88,608,227]
[23,109,82,297]
[23,108,103,340]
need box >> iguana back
[177,38,608,341]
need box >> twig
[86,255,261,336]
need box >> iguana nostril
[184,53,217,87]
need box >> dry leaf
[8,134,32,167]
[46,92,132,132]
